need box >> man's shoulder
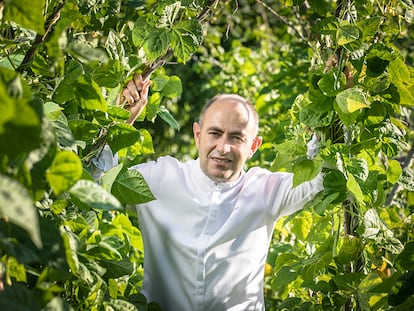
[244,166,294,184]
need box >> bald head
[199,94,259,137]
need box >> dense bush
[0,1,413,310]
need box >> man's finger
[126,80,140,101]
[134,74,143,91]
[122,88,135,105]
[140,80,152,103]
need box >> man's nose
[216,137,231,154]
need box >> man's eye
[232,136,243,142]
[209,132,220,137]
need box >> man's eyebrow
[206,126,224,132]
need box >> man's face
[193,98,262,182]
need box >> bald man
[98,75,323,311]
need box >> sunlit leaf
[73,75,107,112]
[70,180,123,211]
[292,157,322,187]
[3,0,44,34]
[335,87,370,113]
[46,150,83,196]
[336,23,360,46]
[347,173,364,204]
[387,159,402,184]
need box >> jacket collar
[193,158,245,191]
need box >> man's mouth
[210,156,231,164]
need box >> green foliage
[1,0,413,310]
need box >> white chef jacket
[131,156,324,311]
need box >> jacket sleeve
[90,145,119,180]
[268,171,324,221]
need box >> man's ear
[249,136,263,158]
[193,122,201,148]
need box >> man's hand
[116,74,152,125]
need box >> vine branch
[16,0,67,73]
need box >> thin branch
[16,0,67,73]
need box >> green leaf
[132,17,151,47]
[365,44,393,77]
[52,119,78,150]
[395,241,414,271]
[335,87,370,113]
[104,299,139,311]
[43,101,64,121]
[160,75,183,98]
[389,57,410,81]
[347,173,364,204]
[172,20,203,63]
[105,30,125,61]
[332,273,365,291]
[3,0,45,34]
[138,128,155,154]
[70,180,123,211]
[112,169,155,205]
[107,105,131,121]
[156,1,181,28]
[59,225,80,275]
[0,283,41,311]
[388,58,414,106]
[88,235,123,260]
[336,23,360,46]
[359,16,382,41]
[144,29,171,63]
[93,59,124,88]
[312,17,338,35]
[291,210,313,240]
[322,169,348,203]
[318,71,346,97]
[158,106,180,130]
[44,297,74,311]
[108,278,118,299]
[6,256,26,282]
[335,234,364,265]
[274,253,300,274]
[107,123,141,154]
[271,140,306,172]
[64,59,84,83]
[46,150,83,196]
[101,259,134,279]
[73,75,107,112]
[0,69,41,156]
[362,209,404,254]
[101,163,124,193]
[67,41,109,63]
[292,157,322,187]
[297,97,334,128]
[0,175,42,248]
[0,83,15,132]
[53,82,75,104]
[387,159,402,184]
[68,119,101,141]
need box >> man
[98,74,323,310]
